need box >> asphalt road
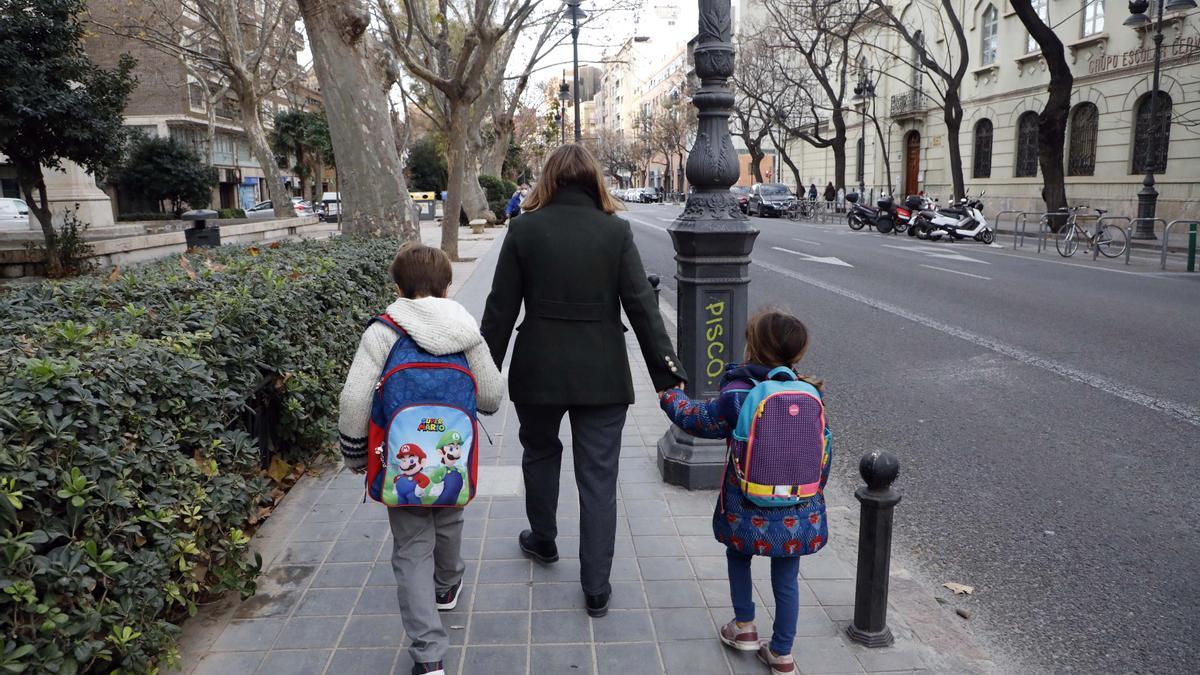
[620,202,1200,675]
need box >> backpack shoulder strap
[369,313,407,336]
[767,366,797,381]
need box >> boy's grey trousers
[386,506,465,665]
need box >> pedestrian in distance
[807,182,817,204]
[658,310,832,675]
[481,143,686,618]
[338,243,504,675]
[823,182,836,211]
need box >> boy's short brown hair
[389,242,452,299]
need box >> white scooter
[913,192,994,244]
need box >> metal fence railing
[1162,219,1200,271]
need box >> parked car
[639,187,662,203]
[729,186,750,213]
[0,198,31,230]
[245,197,312,218]
[747,183,794,218]
[319,192,341,222]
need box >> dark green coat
[480,186,687,405]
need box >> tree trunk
[748,142,765,183]
[831,116,847,190]
[776,138,802,190]
[442,114,473,260]
[481,123,512,178]
[240,99,296,218]
[16,162,62,277]
[1011,0,1071,224]
[944,93,966,199]
[298,0,417,240]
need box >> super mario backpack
[365,315,478,507]
[728,366,829,508]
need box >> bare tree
[292,0,419,238]
[379,0,537,260]
[98,0,302,217]
[729,43,774,183]
[593,128,635,187]
[1011,0,1071,222]
[867,0,970,199]
[759,0,868,190]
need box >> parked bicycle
[786,199,816,221]
[1053,206,1128,258]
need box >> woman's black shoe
[585,592,610,618]
[518,529,559,564]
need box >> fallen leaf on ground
[943,582,974,595]
[107,266,122,282]
[179,256,197,279]
[247,246,260,257]
[266,456,292,484]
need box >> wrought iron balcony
[889,89,925,119]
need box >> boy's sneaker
[757,645,796,674]
[435,581,461,611]
[411,661,444,675]
[718,619,760,651]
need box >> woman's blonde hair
[522,144,623,215]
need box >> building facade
[779,0,1200,224]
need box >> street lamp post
[1125,0,1195,239]
[853,71,875,197]
[557,79,571,145]
[565,1,586,143]
[657,0,759,489]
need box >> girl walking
[659,310,832,674]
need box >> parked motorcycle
[913,192,994,244]
[846,193,911,234]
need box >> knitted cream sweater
[337,297,505,470]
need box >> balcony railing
[889,89,925,119]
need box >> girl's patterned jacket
[659,362,832,558]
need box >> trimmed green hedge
[115,212,174,222]
[0,237,398,673]
[217,208,246,219]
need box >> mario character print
[424,429,470,506]
[391,443,430,505]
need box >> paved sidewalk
[174,226,990,674]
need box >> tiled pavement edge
[174,224,995,675]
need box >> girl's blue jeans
[726,548,801,656]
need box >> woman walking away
[823,182,836,211]
[481,144,686,618]
[659,310,832,674]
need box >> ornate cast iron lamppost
[558,77,571,145]
[657,0,759,489]
[1125,0,1196,239]
[565,1,587,143]
[853,71,875,197]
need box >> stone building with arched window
[775,0,1200,227]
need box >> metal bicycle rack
[1093,216,1133,264]
[992,210,1021,247]
[1162,219,1200,271]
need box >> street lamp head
[563,0,586,20]
[1165,0,1197,12]
[558,81,571,101]
[1125,0,1151,26]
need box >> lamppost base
[656,426,725,489]
[845,623,894,648]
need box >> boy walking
[338,243,504,675]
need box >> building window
[1027,0,1048,53]
[980,5,999,65]
[856,137,865,184]
[1132,92,1172,174]
[1015,111,1040,177]
[973,119,993,178]
[1067,103,1098,176]
[188,82,206,110]
[1082,0,1104,37]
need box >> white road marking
[755,259,1200,428]
[771,246,855,268]
[656,216,677,222]
[969,246,1173,277]
[881,243,990,265]
[625,214,669,232]
[919,264,992,280]
[792,237,823,246]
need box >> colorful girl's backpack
[365,315,479,507]
[729,366,828,507]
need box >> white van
[0,198,31,231]
[319,192,341,222]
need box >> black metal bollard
[846,451,902,648]
[647,273,660,306]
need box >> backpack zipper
[375,362,478,396]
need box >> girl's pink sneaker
[717,619,760,651]
[757,644,796,674]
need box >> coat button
[670,366,678,373]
